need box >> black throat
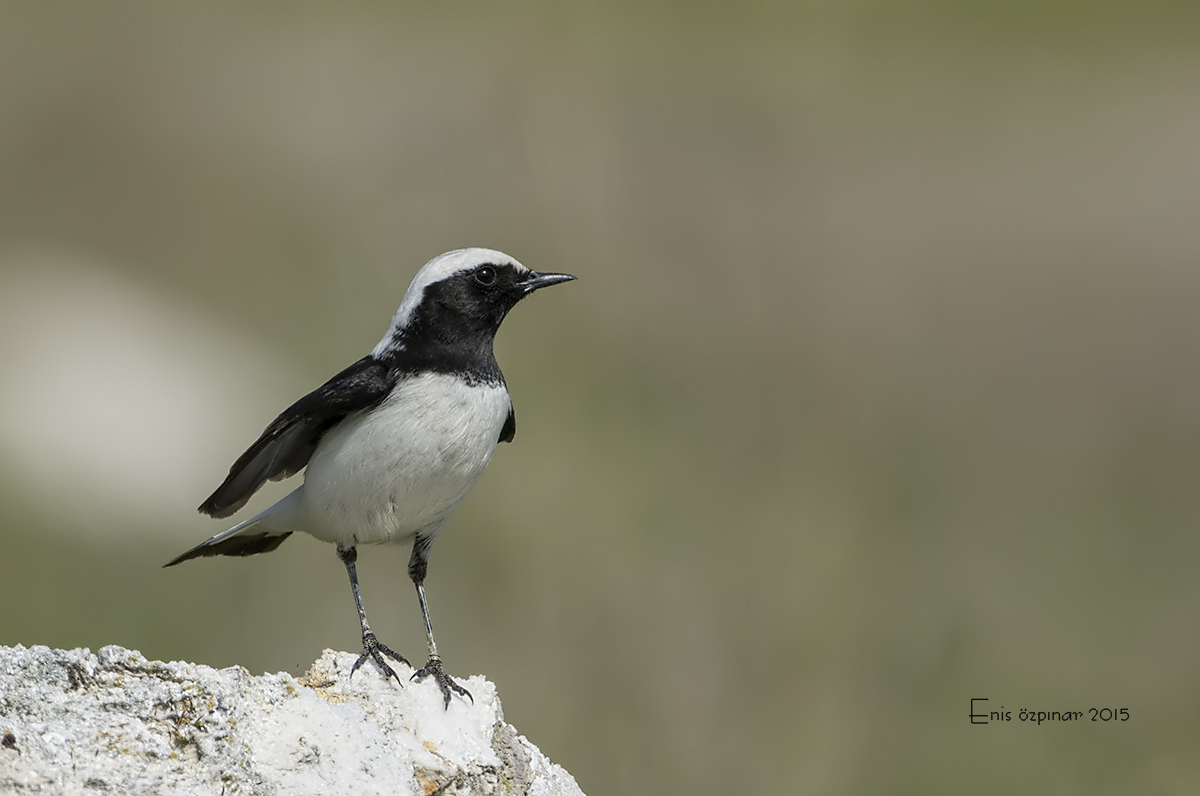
[378,284,510,387]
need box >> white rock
[0,644,584,796]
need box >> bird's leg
[408,535,473,708]
[338,544,410,683]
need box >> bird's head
[373,248,575,358]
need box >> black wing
[500,404,516,443]
[198,355,396,518]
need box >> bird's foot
[350,631,411,684]
[412,656,473,708]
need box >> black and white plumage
[166,248,575,706]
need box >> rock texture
[0,644,583,796]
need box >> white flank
[274,372,512,547]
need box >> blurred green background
[2,2,1199,793]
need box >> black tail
[164,531,293,568]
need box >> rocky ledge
[0,644,583,796]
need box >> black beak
[519,271,576,294]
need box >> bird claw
[350,631,410,684]
[412,656,473,708]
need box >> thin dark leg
[408,534,472,708]
[338,544,409,683]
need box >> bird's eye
[474,266,497,286]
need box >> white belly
[296,373,510,546]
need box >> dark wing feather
[198,356,396,518]
[499,404,516,443]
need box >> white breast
[296,373,511,546]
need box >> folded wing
[198,356,397,518]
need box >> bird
[166,248,575,707]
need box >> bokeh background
[2,2,1199,793]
